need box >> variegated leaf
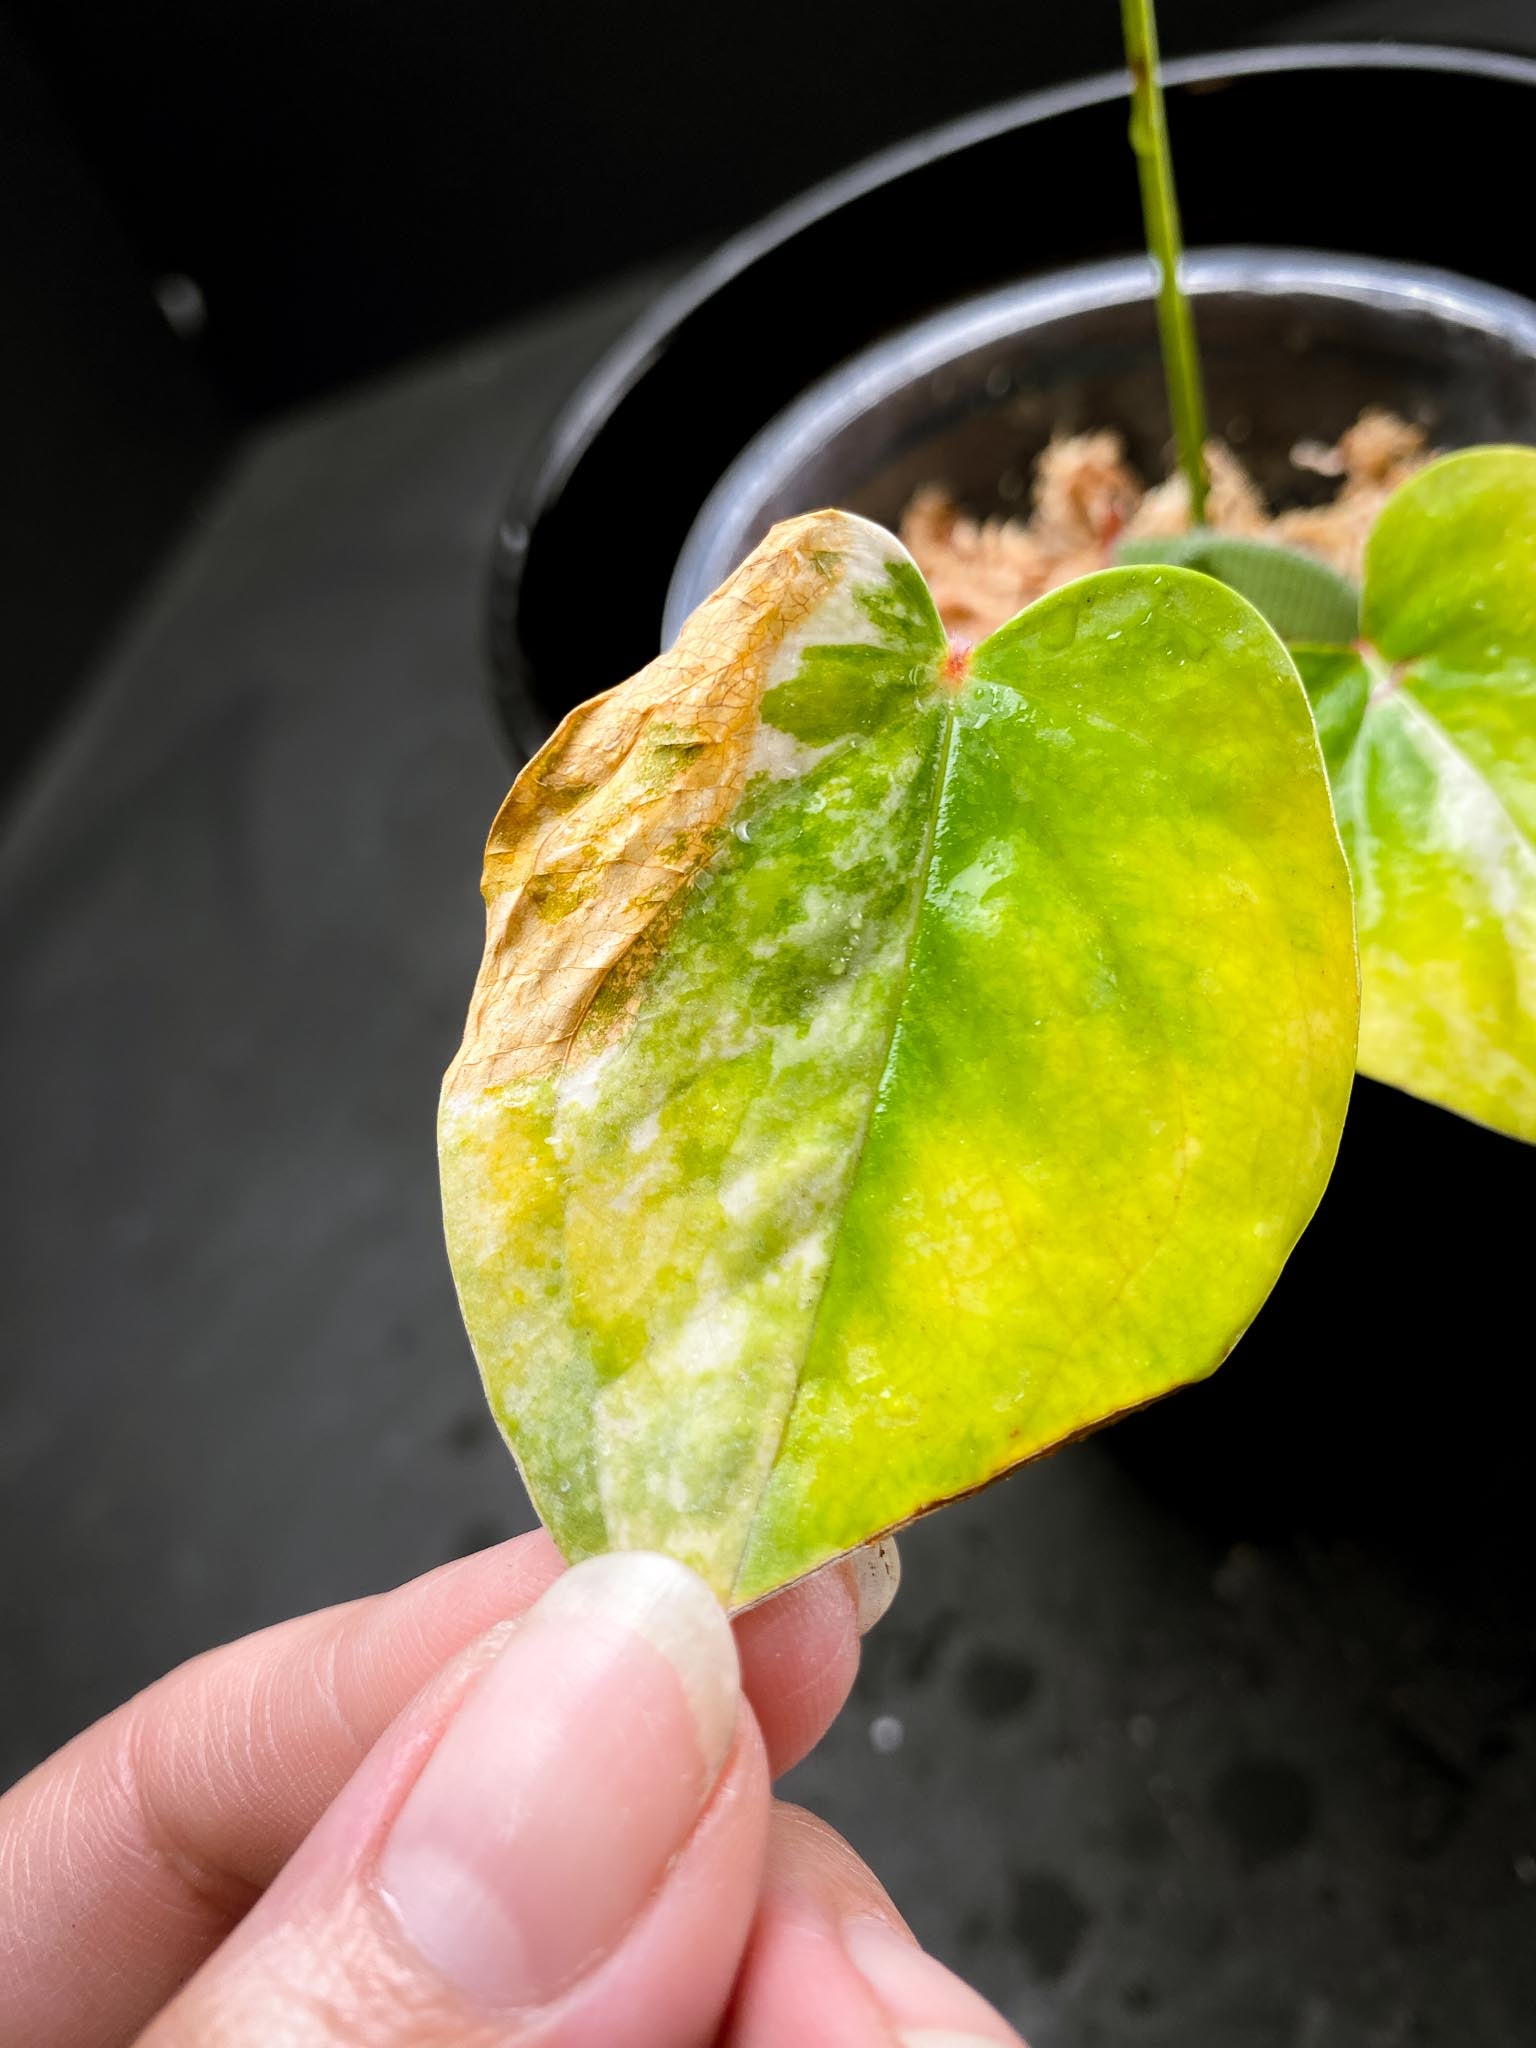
[441,514,1357,1603]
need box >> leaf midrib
[727,681,962,1599]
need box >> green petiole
[1120,0,1210,523]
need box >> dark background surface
[3,0,1316,415]
[5,4,1536,2044]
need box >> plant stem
[1120,0,1209,523]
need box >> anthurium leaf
[1291,446,1536,1140]
[440,515,1357,1605]
[1117,530,1360,644]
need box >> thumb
[140,1553,767,2048]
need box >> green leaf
[441,515,1357,1604]
[1291,446,1536,1141]
[1117,530,1360,643]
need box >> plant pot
[664,248,1536,629]
[490,41,1536,756]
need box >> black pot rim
[664,245,1536,639]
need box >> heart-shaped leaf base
[1291,448,1536,1140]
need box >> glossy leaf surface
[441,515,1357,1604]
[1291,447,1536,1139]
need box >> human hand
[0,1531,1024,2046]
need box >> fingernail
[844,1916,1020,2046]
[379,1551,738,2009]
[847,1539,901,1635]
